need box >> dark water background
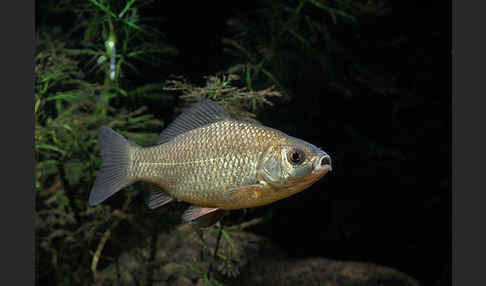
[155,3,450,284]
[36,1,450,285]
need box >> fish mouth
[312,152,332,175]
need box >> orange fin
[182,205,220,222]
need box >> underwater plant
[223,0,392,98]
[35,13,283,285]
[35,29,167,284]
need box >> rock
[239,257,420,286]
[169,276,193,286]
[94,223,283,285]
[94,223,420,286]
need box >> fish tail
[89,126,136,206]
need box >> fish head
[259,135,332,194]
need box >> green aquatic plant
[164,74,283,122]
[35,31,165,285]
[63,0,177,108]
[224,0,390,98]
[224,0,352,91]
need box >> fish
[88,99,332,224]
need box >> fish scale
[129,119,278,206]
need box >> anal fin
[182,205,220,223]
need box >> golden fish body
[89,100,332,222]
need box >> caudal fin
[89,126,135,206]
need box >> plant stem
[146,219,159,286]
[57,163,81,227]
[207,223,223,280]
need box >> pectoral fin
[226,183,267,208]
[182,205,220,222]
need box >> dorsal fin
[157,99,231,144]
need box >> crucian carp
[89,100,332,223]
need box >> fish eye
[287,149,304,165]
